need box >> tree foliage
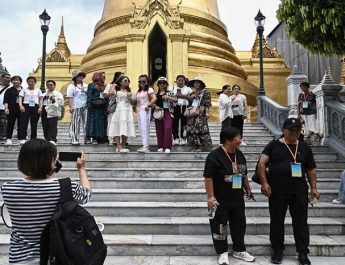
[277,0,345,56]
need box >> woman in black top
[4,75,22,145]
[152,77,177,153]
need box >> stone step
[0,255,344,264]
[0,177,341,191]
[0,151,338,161]
[76,201,345,218]
[86,188,339,202]
[0,144,332,153]
[0,234,343,256]
[1,159,343,169]
[1,216,343,235]
[0,169,342,180]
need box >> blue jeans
[338,170,345,203]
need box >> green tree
[277,0,345,56]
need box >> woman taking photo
[185,77,212,152]
[3,75,23,145]
[230,84,248,145]
[85,72,108,144]
[1,139,91,264]
[152,77,177,153]
[18,76,43,144]
[108,75,136,152]
[41,80,64,145]
[135,74,156,153]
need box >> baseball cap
[282,118,302,130]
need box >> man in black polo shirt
[204,127,255,265]
[258,118,320,265]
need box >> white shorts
[302,114,318,134]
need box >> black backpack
[40,178,107,265]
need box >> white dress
[108,90,136,137]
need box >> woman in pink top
[135,75,156,153]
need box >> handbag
[153,108,164,120]
[252,159,269,185]
[91,98,107,108]
[107,97,117,113]
[183,106,200,117]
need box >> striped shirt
[1,178,91,264]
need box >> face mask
[54,160,62,173]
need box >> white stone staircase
[0,122,344,264]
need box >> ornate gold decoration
[46,50,67,62]
[341,56,345,85]
[251,33,281,58]
[130,0,183,29]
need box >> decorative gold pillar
[169,29,191,83]
[124,29,147,80]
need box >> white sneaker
[165,148,171,153]
[50,141,57,146]
[173,139,179,145]
[218,252,229,265]
[120,148,129,153]
[240,141,247,146]
[333,199,341,204]
[137,146,150,153]
[5,139,12,145]
[157,148,164,152]
[233,251,255,262]
[71,141,80,145]
[180,139,187,145]
[19,140,26,145]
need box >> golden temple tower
[81,0,259,108]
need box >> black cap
[282,118,302,129]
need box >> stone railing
[326,101,345,158]
[257,96,289,138]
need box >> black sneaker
[298,253,311,265]
[270,250,283,264]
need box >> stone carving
[46,50,66,62]
[332,112,340,138]
[131,0,183,29]
[342,118,345,141]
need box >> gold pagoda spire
[56,17,71,58]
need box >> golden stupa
[81,0,258,106]
[31,0,292,122]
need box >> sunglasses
[139,80,147,84]
[158,82,167,85]
[47,83,54,87]
[123,79,130,83]
[288,127,301,132]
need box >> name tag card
[232,175,242,189]
[29,99,35,107]
[43,98,49,106]
[302,101,309,109]
[163,100,170,109]
[192,99,200,107]
[80,93,87,101]
[99,92,104,99]
[291,162,302,178]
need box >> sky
[0,0,280,78]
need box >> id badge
[302,101,309,109]
[80,93,87,102]
[16,96,19,104]
[192,99,200,107]
[163,100,170,109]
[29,99,35,107]
[43,98,49,106]
[291,162,302,178]
[100,92,104,99]
[232,175,242,189]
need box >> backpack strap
[58,178,73,203]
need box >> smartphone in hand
[59,151,82,161]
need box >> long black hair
[137,74,151,92]
[116,75,131,92]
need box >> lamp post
[39,9,51,93]
[255,10,266,96]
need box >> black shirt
[298,92,316,115]
[262,139,316,194]
[204,147,247,203]
[156,91,171,109]
[3,86,21,112]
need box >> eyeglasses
[47,84,54,87]
[139,80,147,84]
[158,82,167,85]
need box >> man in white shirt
[0,73,11,144]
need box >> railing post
[313,71,343,145]
[286,66,308,118]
